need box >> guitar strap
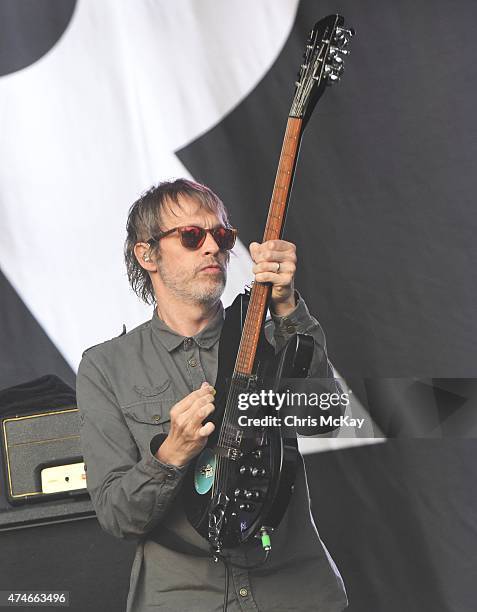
[149,526,210,557]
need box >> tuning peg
[335,26,355,38]
[324,64,341,85]
[330,45,349,57]
[334,26,355,48]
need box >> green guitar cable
[260,527,272,552]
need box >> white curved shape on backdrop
[0,0,299,370]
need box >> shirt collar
[150,302,225,352]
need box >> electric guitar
[185,14,354,554]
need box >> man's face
[152,195,229,306]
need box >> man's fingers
[265,239,295,251]
[257,250,297,264]
[170,383,214,416]
[251,239,294,251]
[255,272,294,285]
[198,421,215,437]
[189,397,215,427]
[250,244,297,265]
[176,394,215,430]
[252,261,295,275]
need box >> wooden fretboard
[234,116,303,376]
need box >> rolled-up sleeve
[76,353,186,540]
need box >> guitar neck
[234,116,303,376]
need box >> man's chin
[196,277,225,304]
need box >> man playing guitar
[77,178,347,611]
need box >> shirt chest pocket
[121,384,176,456]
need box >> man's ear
[134,242,157,271]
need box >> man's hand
[249,239,297,317]
[155,382,215,467]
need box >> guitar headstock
[290,14,355,123]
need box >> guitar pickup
[215,446,242,461]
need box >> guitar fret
[232,117,302,376]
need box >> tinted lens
[212,227,236,250]
[179,226,206,249]
[177,226,236,250]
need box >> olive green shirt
[76,296,347,612]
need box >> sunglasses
[148,225,237,251]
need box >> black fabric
[0,270,76,391]
[0,0,76,76]
[178,0,477,382]
[306,441,477,612]
[0,517,135,612]
[0,374,75,417]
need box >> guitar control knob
[239,465,250,476]
[251,467,266,478]
[239,503,256,513]
[252,450,262,459]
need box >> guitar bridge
[216,446,242,461]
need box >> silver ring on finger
[276,262,281,273]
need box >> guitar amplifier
[0,375,89,506]
[1,407,87,503]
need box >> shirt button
[184,338,193,350]
[153,415,161,423]
[188,357,198,367]
[286,325,296,333]
[166,472,175,480]
[239,588,248,597]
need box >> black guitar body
[184,292,314,549]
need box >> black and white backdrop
[1,1,477,611]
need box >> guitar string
[211,119,300,536]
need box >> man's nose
[202,231,220,254]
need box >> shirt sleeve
[264,290,330,374]
[264,290,344,433]
[76,352,187,540]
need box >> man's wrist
[154,437,186,468]
[270,290,298,317]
